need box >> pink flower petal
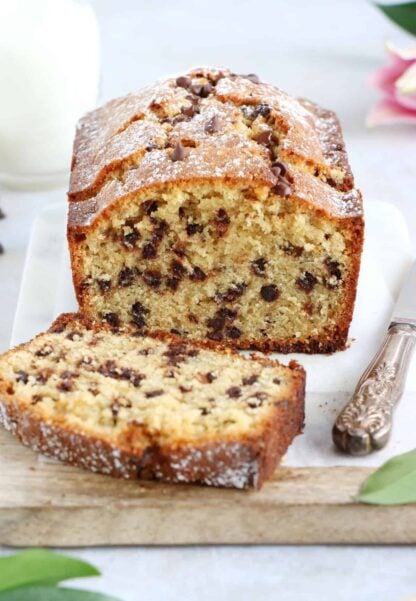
[395,63,416,110]
[386,41,416,62]
[368,42,416,101]
[366,98,416,126]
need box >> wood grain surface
[0,429,414,546]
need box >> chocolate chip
[35,345,53,357]
[217,208,229,222]
[132,301,149,317]
[226,326,242,339]
[172,142,189,162]
[273,180,292,197]
[171,259,187,278]
[98,278,111,293]
[74,232,86,242]
[243,103,271,120]
[142,200,158,215]
[243,374,259,386]
[166,276,180,291]
[205,372,216,383]
[132,314,146,328]
[260,284,279,302]
[189,266,206,281]
[207,330,223,341]
[142,242,157,259]
[242,73,260,84]
[163,341,199,366]
[271,160,287,177]
[281,242,303,257]
[297,272,317,293]
[118,267,135,287]
[188,313,198,323]
[122,230,140,249]
[248,393,267,408]
[171,328,182,335]
[214,208,230,236]
[200,82,213,97]
[273,378,281,385]
[181,104,197,118]
[16,370,28,384]
[200,407,210,416]
[255,129,273,146]
[66,330,83,341]
[190,84,202,96]
[151,218,168,243]
[176,76,192,89]
[99,361,145,387]
[254,103,271,118]
[251,257,267,276]
[57,379,73,392]
[227,386,242,398]
[189,82,212,97]
[217,308,237,320]
[167,113,189,125]
[217,283,246,303]
[179,384,192,393]
[142,270,162,288]
[207,316,225,331]
[324,258,342,280]
[103,312,120,327]
[186,222,204,236]
[132,302,149,327]
[327,177,337,188]
[205,115,220,134]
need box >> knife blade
[333,260,416,456]
[391,261,416,326]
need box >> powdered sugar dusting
[68,66,362,229]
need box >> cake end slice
[0,313,305,489]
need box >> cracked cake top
[68,67,362,228]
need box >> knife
[333,260,416,456]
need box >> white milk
[0,0,100,189]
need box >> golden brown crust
[0,313,305,489]
[0,391,304,489]
[67,67,363,227]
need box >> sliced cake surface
[68,67,364,353]
[0,314,305,489]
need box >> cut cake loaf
[0,314,305,489]
[68,67,364,353]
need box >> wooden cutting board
[1,428,415,546]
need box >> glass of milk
[0,0,100,190]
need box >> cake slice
[68,67,364,353]
[0,314,305,489]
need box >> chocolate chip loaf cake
[68,67,364,353]
[0,314,305,489]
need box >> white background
[1,1,416,600]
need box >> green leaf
[0,550,100,592]
[358,449,416,505]
[376,2,416,36]
[0,586,120,601]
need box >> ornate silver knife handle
[333,323,416,456]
